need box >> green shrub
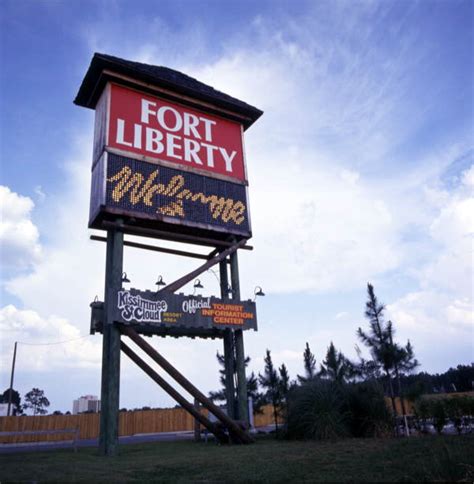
[432,400,447,434]
[286,380,350,440]
[445,398,463,434]
[414,395,474,434]
[344,382,392,437]
[414,397,431,433]
[285,380,391,440]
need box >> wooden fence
[3,392,472,444]
[0,405,276,444]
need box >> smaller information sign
[113,289,257,332]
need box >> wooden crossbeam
[101,221,253,250]
[90,235,210,261]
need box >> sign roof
[74,53,263,129]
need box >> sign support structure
[76,53,263,455]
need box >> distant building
[72,395,100,415]
[0,404,9,416]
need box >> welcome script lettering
[107,166,246,224]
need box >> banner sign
[113,289,257,332]
[98,83,247,183]
[89,152,251,237]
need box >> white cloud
[420,165,474,296]
[0,186,42,271]
[0,304,101,371]
[386,164,473,362]
[34,185,46,203]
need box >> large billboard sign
[105,84,246,182]
[76,53,262,242]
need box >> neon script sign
[93,153,251,236]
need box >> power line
[16,335,92,346]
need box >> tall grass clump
[286,380,391,440]
[345,382,392,437]
[286,380,349,440]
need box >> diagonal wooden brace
[158,238,248,294]
[120,325,254,444]
[120,341,229,444]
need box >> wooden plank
[90,235,210,260]
[120,341,228,444]
[120,325,253,444]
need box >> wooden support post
[99,227,123,456]
[120,325,254,444]
[220,259,236,420]
[230,251,249,425]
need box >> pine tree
[279,363,290,401]
[357,283,418,429]
[387,322,419,422]
[278,363,291,423]
[0,388,22,415]
[319,342,352,384]
[297,342,317,383]
[259,350,281,433]
[209,351,265,412]
[24,388,50,415]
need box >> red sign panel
[107,84,246,182]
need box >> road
[0,426,275,454]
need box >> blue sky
[1,0,473,413]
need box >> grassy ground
[0,434,473,482]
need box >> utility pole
[7,342,18,416]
